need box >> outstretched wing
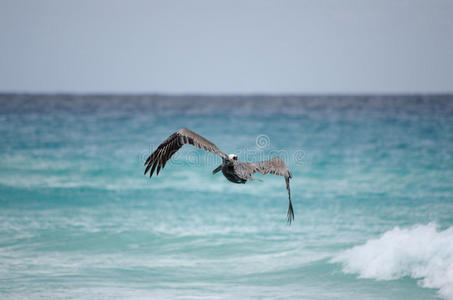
[237,157,294,224]
[144,128,228,178]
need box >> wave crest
[332,223,453,300]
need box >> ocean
[0,94,452,299]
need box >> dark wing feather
[237,157,294,224]
[144,128,228,178]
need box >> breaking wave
[332,223,453,299]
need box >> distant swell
[332,223,453,300]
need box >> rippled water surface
[1,95,452,299]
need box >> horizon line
[1,91,452,98]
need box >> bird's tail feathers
[248,177,263,182]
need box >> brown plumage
[144,128,295,224]
[144,128,228,177]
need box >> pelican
[144,128,294,223]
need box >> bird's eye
[234,156,237,160]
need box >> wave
[332,223,453,300]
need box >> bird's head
[228,154,238,161]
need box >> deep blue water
[1,94,453,299]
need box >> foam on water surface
[332,223,453,299]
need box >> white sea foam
[332,223,453,300]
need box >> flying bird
[144,128,294,223]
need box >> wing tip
[286,201,295,225]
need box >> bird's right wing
[238,157,292,179]
[236,157,294,224]
[144,128,228,178]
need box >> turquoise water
[1,95,453,299]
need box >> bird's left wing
[144,128,228,178]
[236,157,294,224]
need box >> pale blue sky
[1,0,452,94]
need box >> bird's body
[144,128,295,223]
[213,154,248,184]
[221,163,247,184]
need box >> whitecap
[332,223,453,300]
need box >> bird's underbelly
[222,167,246,184]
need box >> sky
[1,0,453,94]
